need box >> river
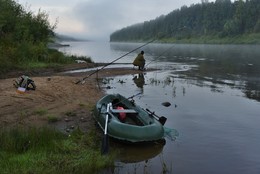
[59,41,260,174]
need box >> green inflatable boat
[93,93,165,143]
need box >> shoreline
[0,63,154,133]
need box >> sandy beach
[0,63,147,133]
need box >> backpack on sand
[13,75,36,90]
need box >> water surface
[61,41,260,174]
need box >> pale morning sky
[17,0,216,41]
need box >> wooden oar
[146,108,167,125]
[101,103,110,155]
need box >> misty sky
[18,0,216,41]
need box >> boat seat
[111,109,137,113]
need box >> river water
[60,41,260,174]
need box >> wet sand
[0,63,152,133]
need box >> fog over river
[60,41,260,174]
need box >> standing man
[133,51,145,70]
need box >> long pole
[75,39,156,84]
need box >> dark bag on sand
[13,75,36,90]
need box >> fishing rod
[145,44,175,68]
[75,39,156,84]
[111,92,142,107]
[144,29,187,68]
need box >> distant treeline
[110,0,260,44]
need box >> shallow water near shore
[61,41,260,174]
[104,69,260,174]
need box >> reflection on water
[113,140,165,163]
[132,73,145,93]
[105,70,260,174]
[108,140,172,174]
[173,70,260,102]
[61,41,260,101]
[110,43,260,72]
[62,41,260,174]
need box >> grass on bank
[0,127,115,174]
[0,47,93,75]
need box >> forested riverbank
[110,0,260,44]
[0,1,116,173]
[0,0,92,75]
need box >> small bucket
[17,87,26,94]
